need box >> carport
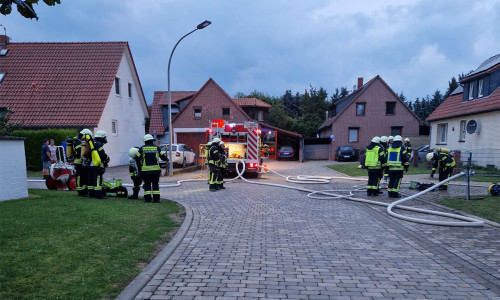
[258,122,303,161]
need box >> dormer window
[0,72,5,83]
[478,79,484,97]
[468,82,474,100]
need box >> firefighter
[365,136,386,196]
[380,136,389,183]
[404,138,413,161]
[204,141,212,183]
[386,135,409,198]
[88,130,110,199]
[217,141,228,190]
[388,136,394,148]
[208,138,222,192]
[74,129,92,196]
[128,147,142,199]
[136,134,167,203]
[426,148,456,190]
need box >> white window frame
[468,82,474,100]
[478,79,483,97]
[459,120,466,142]
[437,123,448,144]
[111,120,118,136]
[348,128,359,142]
[115,77,121,95]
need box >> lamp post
[167,20,211,176]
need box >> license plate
[283,152,289,155]
[343,155,350,158]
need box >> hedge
[11,129,79,171]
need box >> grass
[438,196,500,223]
[27,170,43,178]
[0,189,181,299]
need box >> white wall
[429,111,500,167]
[98,52,149,166]
[0,139,28,201]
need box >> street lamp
[167,20,211,176]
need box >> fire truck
[208,119,262,177]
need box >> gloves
[404,166,408,173]
[430,171,435,178]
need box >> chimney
[0,35,9,46]
[357,77,363,90]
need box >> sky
[2,0,500,105]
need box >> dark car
[335,146,359,162]
[277,146,296,160]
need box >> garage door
[304,144,330,160]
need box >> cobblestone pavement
[30,160,500,299]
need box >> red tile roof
[0,42,137,127]
[149,91,198,135]
[233,97,272,108]
[427,88,500,121]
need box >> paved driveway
[109,160,500,299]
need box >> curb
[115,201,193,300]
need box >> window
[478,79,483,98]
[128,82,132,98]
[222,107,230,117]
[115,77,120,95]
[111,120,118,135]
[194,107,202,118]
[257,110,263,121]
[391,126,402,136]
[437,123,448,144]
[0,72,5,83]
[468,82,474,100]
[0,49,7,56]
[348,128,359,142]
[386,102,396,115]
[459,120,466,142]
[356,103,365,116]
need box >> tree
[0,107,22,136]
[298,86,329,138]
[281,90,301,118]
[0,0,61,20]
[444,76,459,99]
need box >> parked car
[415,144,430,162]
[277,146,296,160]
[335,146,359,162]
[159,143,196,168]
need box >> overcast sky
[2,0,500,104]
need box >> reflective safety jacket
[136,143,167,175]
[92,139,110,168]
[387,145,409,170]
[216,146,228,168]
[432,151,456,173]
[73,139,83,165]
[365,143,386,169]
[208,144,221,166]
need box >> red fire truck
[207,120,262,177]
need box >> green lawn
[438,196,500,223]
[0,189,181,299]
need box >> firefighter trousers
[142,173,160,202]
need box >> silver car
[159,144,196,168]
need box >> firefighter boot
[153,195,160,203]
[209,184,216,192]
[128,187,140,199]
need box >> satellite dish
[466,120,480,134]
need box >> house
[149,78,302,160]
[427,54,500,167]
[318,76,424,160]
[0,35,149,166]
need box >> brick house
[0,36,149,166]
[149,78,302,160]
[427,54,500,167]
[318,76,423,160]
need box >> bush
[11,129,79,171]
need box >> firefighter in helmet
[128,147,142,199]
[380,136,389,183]
[386,135,409,198]
[426,148,456,190]
[135,134,167,202]
[208,138,223,192]
[216,141,228,190]
[404,138,413,161]
[87,130,110,199]
[204,141,213,183]
[365,136,386,196]
[74,128,92,196]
